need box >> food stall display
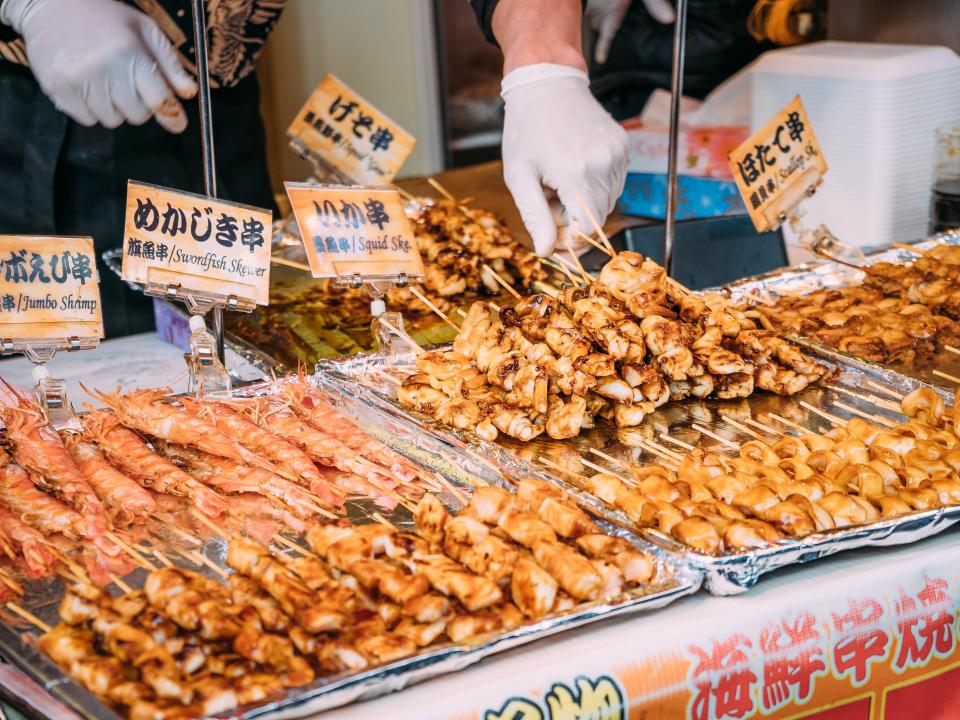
[0,380,696,720]
[727,233,960,388]
[398,250,828,442]
[226,199,549,369]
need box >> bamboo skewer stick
[273,534,318,559]
[105,532,156,571]
[152,549,175,569]
[378,319,424,356]
[109,574,133,594]
[46,546,91,584]
[409,287,459,331]
[944,344,960,357]
[6,602,50,632]
[541,257,581,287]
[574,230,615,258]
[427,177,456,201]
[181,549,228,579]
[563,243,593,283]
[0,571,23,596]
[191,509,231,541]
[588,447,626,469]
[743,417,785,437]
[579,457,638,487]
[658,433,696,452]
[574,192,615,252]
[550,255,587,287]
[893,243,922,255]
[719,415,769,444]
[864,380,904,401]
[832,401,897,428]
[631,437,683,466]
[766,413,816,436]
[395,186,417,203]
[690,423,739,451]
[369,511,399,532]
[828,385,902,414]
[799,401,845,428]
[933,369,960,385]
[152,516,202,546]
[481,263,523,300]
[432,474,469,506]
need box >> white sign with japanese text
[287,74,417,186]
[728,96,827,233]
[121,180,273,306]
[285,183,424,280]
[0,236,103,341]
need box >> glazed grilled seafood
[399,251,827,441]
[36,479,659,718]
[558,387,960,555]
[754,243,960,365]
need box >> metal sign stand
[664,0,688,269]
[180,0,231,397]
[0,336,99,428]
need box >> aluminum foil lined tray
[0,380,699,720]
[317,345,959,597]
[719,231,960,391]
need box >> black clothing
[591,0,772,120]
[1,0,286,88]
[0,1,282,337]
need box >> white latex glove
[501,64,628,257]
[585,0,676,64]
[0,0,196,131]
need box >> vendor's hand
[501,63,628,257]
[1,0,197,131]
[585,0,676,64]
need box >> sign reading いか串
[0,236,104,342]
[728,96,827,233]
[287,73,417,186]
[122,180,273,306]
[285,183,424,281]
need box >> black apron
[0,63,275,338]
[591,0,774,121]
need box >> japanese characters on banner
[287,73,417,186]
[728,96,827,233]
[474,572,960,720]
[0,236,103,341]
[285,183,424,280]
[121,181,273,306]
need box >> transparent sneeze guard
[142,281,257,399]
[288,136,352,187]
[0,336,100,430]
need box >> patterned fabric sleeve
[0,0,287,88]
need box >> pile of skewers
[387,197,547,310]
[21,476,659,719]
[753,243,960,367]
[540,385,960,555]
[0,377,431,589]
[397,243,828,441]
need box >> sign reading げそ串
[122,180,273,306]
[0,235,103,341]
[728,96,827,233]
[287,74,417,186]
[285,183,424,281]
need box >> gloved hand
[0,0,197,131]
[585,0,676,64]
[501,63,628,257]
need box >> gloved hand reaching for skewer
[492,0,629,257]
[0,0,197,131]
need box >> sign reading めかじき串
[122,181,273,306]
[287,73,417,186]
[728,96,827,233]
[285,183,424,280]
[0,236,103,341]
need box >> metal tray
[0,380,700,720]
[317,342,959,597]
[720,231,960,391]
